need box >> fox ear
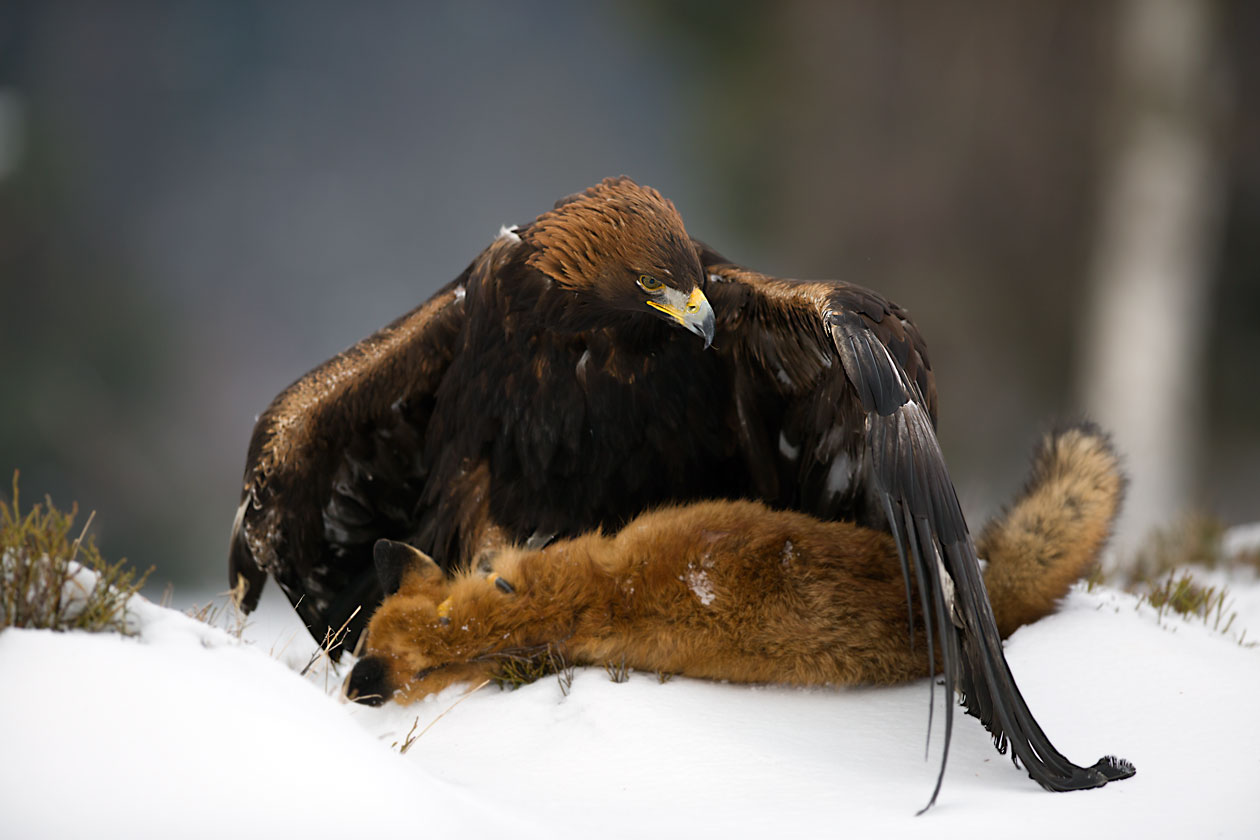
[373,539,442,595]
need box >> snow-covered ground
[3,562,1258,839]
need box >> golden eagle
[228,176,1130,807]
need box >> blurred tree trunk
[1080,0,1225,563]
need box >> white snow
[1224,521,1260,559]
[2,572,1259,839]
[685,566,716,606]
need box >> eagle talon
[488,572,515,594]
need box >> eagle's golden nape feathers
[523,176,703,293]
[230,175,1133,810]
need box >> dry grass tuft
[1128,513,1231,581]
[295,605,362,693]
[391,678,492,753]
[1,472,151,634]
[604,655,631,684]
[1137,569,1237,635]
[185,575,251,640]
[486,644,575,696]
[392,717,422,754]
[1083,513,1257,646]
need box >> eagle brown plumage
[228,176,1131,808]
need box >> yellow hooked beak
[646,287,716,348]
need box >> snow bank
[2,576,1257,839]
[0,590,534,840]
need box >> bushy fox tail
[978,422,1126,639]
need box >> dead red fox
[346,424,1124,706]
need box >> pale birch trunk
[1081,0,1224,564]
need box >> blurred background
[1,0,1256,601]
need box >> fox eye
[637,274,664,292]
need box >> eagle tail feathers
[871,409,1135,811]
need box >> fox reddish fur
[346,425,1124,706]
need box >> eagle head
[522,176,715,347]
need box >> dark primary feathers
[228,176,1131,808]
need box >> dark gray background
[2,1,1255,597]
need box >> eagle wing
[699,244,1134,810]
[228,276,468,649]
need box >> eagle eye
[637,274,664,292]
